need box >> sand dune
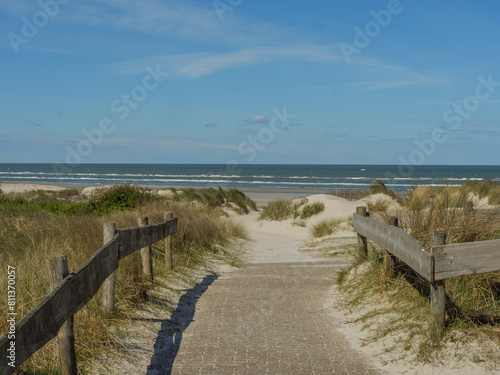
[0,183,66,194]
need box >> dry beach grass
[0,185,248,373]
[0,181,499,374]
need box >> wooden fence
[0,212,177,375]
[353,207,500,343]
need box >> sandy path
[147,209,383,375]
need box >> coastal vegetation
[330,179,500,208]
[0,185,251,373]
[337,182,500,365]
[169,187,257,214]
[1,180,499,371]
[258,198,325,221]
[311,218,344,238]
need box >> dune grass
[337,242,500,365]
[0,185,247,374]
[259,198,324,221]
[329,188,369,201]
[464,180,500,206]
[370,179,397,199]
[170,187,257,214]
[367,199,390,212]
[387,185,500,249]
[258,199,294,221]
[299,202,325,219]
[310,218,344,238]
[0,184,157,216]
[337,183,500,364]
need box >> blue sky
[0,0,499,166]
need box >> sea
[0,164,499,193]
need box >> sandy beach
[0,181,321,205]
[2,182,498,374]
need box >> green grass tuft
[311,217,343,238]
[370,180,396,199]
[259,199,293,221]
[172,187,256,214]
[300,202,325,219]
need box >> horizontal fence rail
[433,238,500,281]
[353,213,433,281]
[353,208,500,343]
[119,219,178,260]
[0,216,177,375]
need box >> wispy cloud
[115,44,343,78]
[462,120,500,126]
[0,0,282,47]
[114,43,439,93]
[344,73,444,92]
[461,129,500,136]
[342,57,449,92]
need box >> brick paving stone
[157,263,382,375]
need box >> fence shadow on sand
[145,273,219,374]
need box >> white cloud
[114,44,438,93]
[244,115,269,124]
[0,0,281,47]
[343,68,447,92]
[114,44,343,78]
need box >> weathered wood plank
[0,217,177,375]
[430,232,447,344]
[356,207,368,258]
[353,213,433,281]
[102,223,117,313]
[138,217,153,281]
[49,256,77,375]
[433,238,500,281]
[0,235,120,374]
[165,212,173,271]
[118,217,178,260]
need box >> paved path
[150,260,381,374]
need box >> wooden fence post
[384,216,398,278]
[430,231,447,344]
[164,212,173,271]
[102,222,117,313]
[356,206,368,258]
[139,217,153,281]
[49,256,77,375]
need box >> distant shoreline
[1,164,498,193]
[0,181,327,205]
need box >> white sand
[233,211,314,263]
[3,184,497,373]
[0,183,66,194]
[468,192,499,209]
[326,269,500,375]
[234,193,497,374]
